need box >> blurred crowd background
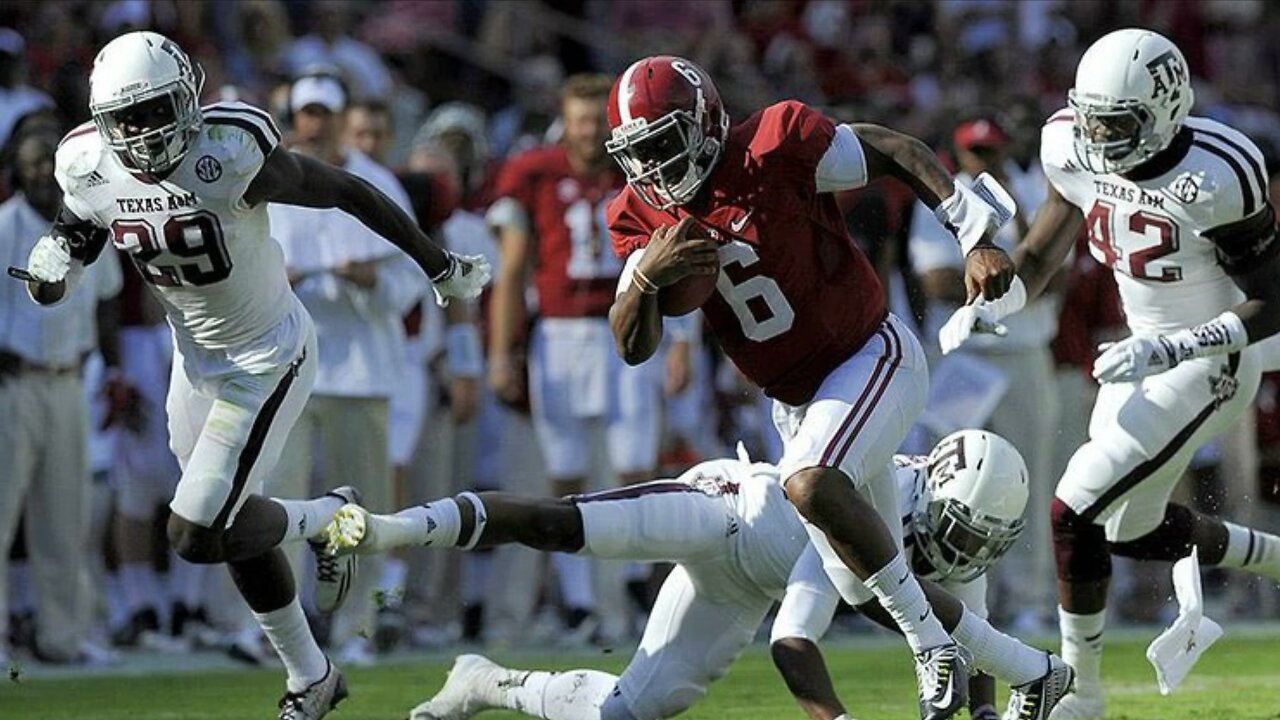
[3,0,1280,671]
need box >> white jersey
[1041,111,1271,335]
[56,102,295,359]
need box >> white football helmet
[912,430,1029,583]
[90,31,205,173]
[1069,28,1194,174]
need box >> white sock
[864,553,951,654]
[1219,522,1280,581]
[952,608,1047,686]
[554,553,596,611]
[496,668,620,719]
[1059,607,1105,695]
[375,500,463,550]
[277,494,346,543]
[253,596,329,692]
[119,562,162,616]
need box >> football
[659,266,719,316]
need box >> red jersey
[493,145,625,318]
[607,101,886,405]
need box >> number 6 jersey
[1041,110,1276,335]
[55,102,294,358]
[607,101,886,406]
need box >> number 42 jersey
[1041,110,1276,335]
[55,102,293,356]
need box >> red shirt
[608,101,886,405]
[493,146,625,318]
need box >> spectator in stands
[0,29,54,154]
[280,0,393,100]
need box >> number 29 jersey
[55,102,292,355]
[1041,110,1275,335]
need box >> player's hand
[488,353,525,406]
[636,216,719,288]
[938,302,1008,355]
[21,235,73,284]
[1092,335,1178,383]
[963,242,1015,302]
[432,253,492,307]
[448,376,479,424]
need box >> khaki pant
[270,394,391,645]
[979,347,1060,620]
[0,372,90,658]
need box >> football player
[941,29,1280,719]
[322,430,1068,720]
[602,55,1056,720]
[12,32,489,720]
[486,74,667,640]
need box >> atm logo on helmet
[1146,50,1187,101]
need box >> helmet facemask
[94,73,203,174]
[607,110,722,210]
[913,497,1025,583]
[1068,90,1159,174]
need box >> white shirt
[1,195,121,365]
[271,149,424,397]
[908,165,1059,351]
[280,35,393,101]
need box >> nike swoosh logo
[932,682,955,711]
[897,570,911,584]
[730,210,753,232]
[919,607,930,622]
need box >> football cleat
[1046,691,1104,720]
[312,487,361,613]
[409,654,507,720]
[914,643,970,720]
[324,503,379,556]
[1004,653,1075,720]
[277,660,347,720]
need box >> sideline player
[603,55,1022,719]
[323,430,1069,720]
[12,32,489,719]
[940,29,1280,719]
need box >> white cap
[290,74,346,114]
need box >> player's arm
[10,204,110,306]
[848,123,1013,301]
[245,148,488,302]
[486,209,532,402]
[609,216,716,365]
[937,183,1082,355]
[770,545,849,720]
[1093,202,1280,384]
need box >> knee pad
[1051,498,1111,583]
[1111,504,1196,561]
[167,515,224,564]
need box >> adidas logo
[85,171,109,187]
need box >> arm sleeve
[1204,202,1279,275]
[814,124,869,193]
[770,543,843,643]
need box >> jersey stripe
[205,115,277,158]
[204,102,283,143]
[59,122,96,147]
[1191,138,1256,215]
[1190,127,1266,204]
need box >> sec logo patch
[195,155,223,183]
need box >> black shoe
[914,643,970,720]
[112,608,160,648]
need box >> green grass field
[3,634,1278,720]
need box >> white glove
[430,253,492,307]
[25,234,73,284]
[938,303,1007,355]
[1092,335,1176,383]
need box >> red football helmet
[606,56,730,209]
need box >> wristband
[429,253,457,283]
[1163,311,1248,364]
[444,323,483,378]
[936,179,999,256]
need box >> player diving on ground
[321,430,1071,720]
